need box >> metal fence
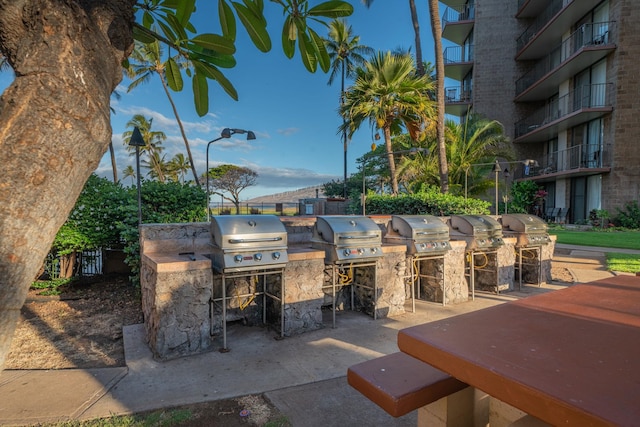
[42,248,103,280]
[209,202,301,216]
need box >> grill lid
[384,215,451,255]
[312,216,381,246]
[500,214,548,234]
[210,214,287,251]
[449,215,504,249]
[387,215,449,240]
[500,214,551,246]
[311,216,383,263]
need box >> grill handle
[338,234,379,240]
[227,237,283,244]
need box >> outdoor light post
[503,167,510,214]
[492,160,501,215]
[129,126,146,225]
[205,128,256,219]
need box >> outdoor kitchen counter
[287,246,326,261]
[141,252,212,273]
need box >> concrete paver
[0,245,630,426]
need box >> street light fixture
[129,126,146,225]
[205,128,256,219]
[359,147,428,215]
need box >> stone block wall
[283,250,326,335]
[141,253,213,360]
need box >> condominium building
[441,0,640,223]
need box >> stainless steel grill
[311,216,382,327]
[384,215,451,255]
[384,215,451,309]
[500,214,551,288]
[210,214,288,273]
[500,214,551,247]
[311,215,383,264]
[448,215,504,250]
[209,214,287,350]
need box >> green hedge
[364,188,491,216]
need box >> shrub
[614,200,640,229]
[364,186,491,216]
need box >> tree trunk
[109,141,119,183]
[428,0,449,193]
[383,127,399,195]
[0,0,135,370]
[408,0,425,77]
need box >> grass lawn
[548,229,640,250]
[606,252,640,274]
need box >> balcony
[514,83,613,143]
[444,45,474,80]
[516,0,547,19]
[442,4,475,45]
[515,144,611,181]
[444,86,473,116]
[516,0,604,60]
[516,22,615,101]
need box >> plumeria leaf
[308,27,330,72]
[281,15,295,58]
[232,2,271,52]
[297,28,317,72]
[308,1,353,18]
[219,0,237,40]
[192,72,209,116]
[165,57,183,91]
[191,34,236,54]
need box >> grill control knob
[343,249,351,257]
[357,248,365,255]
[234,254,243,263]
[272,252,281,260]
[371,247,378,254]
[254,253,263,261]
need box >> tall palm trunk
[383,126,399,195]
[428,0,449,193]
[409,0,425,76]
[109,142,118,183]
[341,62,348,198]
[158,76,200,186]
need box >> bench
[347,352,468,418]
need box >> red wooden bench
[347,352,468,417]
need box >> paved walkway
[0,245,636,426]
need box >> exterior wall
[471,0,521,139]
[607,0,640,212]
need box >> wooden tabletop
[398,275,640,427]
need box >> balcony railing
[516,22,613,96]
[442,3,475,24]
[517,144,611,179]
[515,83,613,138]
[516,0,565,52]
[445,87,472,103]
[444,45,474,64]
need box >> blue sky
[0,1,444,200]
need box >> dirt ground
[5,265,574,426]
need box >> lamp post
[492,160,501,215]
[359,147,428,215]
[129,126,146,225]
[205,128,256,219]
[503,167,510,214]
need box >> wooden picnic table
[398,275,640,426]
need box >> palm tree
[125,40,201,185]
[401,114,513,196]
[325,19,373,198]
[427,0,449,194]
[122,114,166,158]
[122,165,136,186]
[341,51,435,195]
[168,153,191,184]
[142,151,168,183]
